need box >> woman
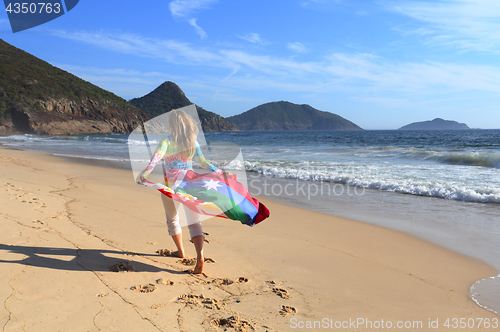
[137,109,231,274]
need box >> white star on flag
[203,179,222,191]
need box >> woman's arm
[136,138,169,183]
[193,141,220,173]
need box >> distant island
[129,81,237,132]
[227,101,362,131]
[399,118,470,131]
[0,39,148,136]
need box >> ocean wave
[232,161,500,204]
[345,146,500,169]
[429,152,500,169]
[126,139,159,146]
[0,134,41,142]
[52,153,142,163]
[0,133,156,147]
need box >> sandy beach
[0,146,498,331]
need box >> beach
[0,146,498,331]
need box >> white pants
[161,194,204,240]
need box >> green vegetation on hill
[129,81,237,132]
[0,39,132,115]
[227,101,362,131]
[0,40,148,135]
[129,81,190,118]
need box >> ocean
[1,129,499,315]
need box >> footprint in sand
[186,279,208,285]
[265,280,276,285]
[177,258,197,266]
[272,287,291,299]
[176,294,225,310]
[27,197,41,205]
[131,283,157,293]
[177,257,216,266]
[211,316,254,330]
[209,276,248,286]
[151,303,167,309]
[156,278,174,285]
[109,261,137,272]
[156,248,185,257]
[183,268,208,276]
[280,305,297,317]
[210,278,234,286]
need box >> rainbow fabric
[142,170,269,226]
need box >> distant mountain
[129,82,237,132]
[399,118,470,130]
[0,40,148,136]
[227,101,362,131]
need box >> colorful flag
[142,170,269,226]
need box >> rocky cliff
[0,40,149,136]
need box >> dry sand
[0,147,498,331]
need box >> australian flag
[143,170,270,226]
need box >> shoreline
[1,146,499,331]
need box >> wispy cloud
[52,31,223,65]
[188,18,207,39]
[169,0,216,39]
[382,0,500,52]
[54,64,172,99]
[56,65,165,78]
[52,30,500,97]
[219,49,320,76]
[238,33,267,45]
[287,42,308,53]
[169,0,217,18]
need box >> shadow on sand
[0,243,184,275]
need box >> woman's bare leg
[171,233,186,258]
[191,235,204,274]
[161,194,185,258]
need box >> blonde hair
[169,109,199,158]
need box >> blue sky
[1,0,500,129]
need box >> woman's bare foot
[171,250,185,258]
[192,257,204,274]
[157,249,185,258]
